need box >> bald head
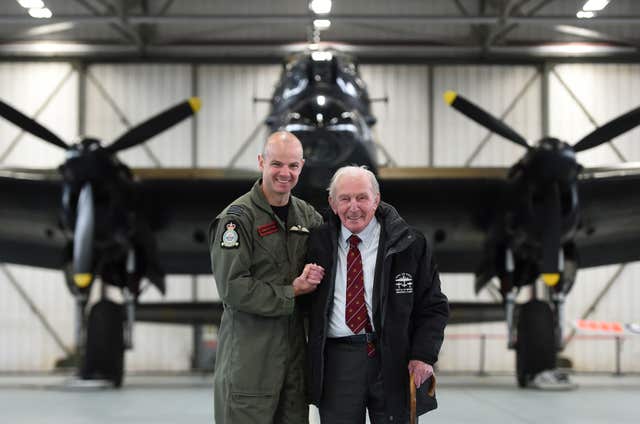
[262,131,303,161]
[258,131,305,206]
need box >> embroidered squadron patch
[257,221,278,237]
[394,273,413,294]
[220,221,240,248]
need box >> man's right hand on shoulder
[293,263,325,296]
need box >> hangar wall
[1,61,639,374]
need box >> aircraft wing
[0,169,67,269]
[135,169,259,275]
[378,167,508,273]
[575,164,640,268]
[0,168,259,274]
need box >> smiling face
[258,132,304,206]
[329,169,380,234]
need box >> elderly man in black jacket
[306,165,449,423]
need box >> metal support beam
[75,62,87,137]
[1,264,73,357]
[428,64,435,166]
[72,0,141,46]
[551,68,627,162]
[3,14,640,26]
[0,66,75,164]
[540,62,552,137]
[85,69,163,167]
[489,0,560,45]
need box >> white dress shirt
[327,218,380,338]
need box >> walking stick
[410,373,417,424]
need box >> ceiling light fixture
[313,19,331,30]
[309,0,332,15]
[18,0,44,8]
[576,10,596,18]
[582,0,610,11]
[28,7,53,18]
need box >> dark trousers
[319,339,408,424]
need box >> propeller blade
[540,183,561,286]
[573,105,640,152]
[0,99,68,149]
[106,97,201,153]
[73,183,95,288]
[443,91,530,149]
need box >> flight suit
[210,179,322,424]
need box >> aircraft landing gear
[80,299,125,387]
[515,299,556,387]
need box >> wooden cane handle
[410,373,417,424]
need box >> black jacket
[306,202,449,419]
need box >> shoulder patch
[220,221,240,248]
[227,205,246,217]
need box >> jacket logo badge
[221,221,239,248]
[289,225,310,233]
[394,273,413,294]
[257,221,278,237]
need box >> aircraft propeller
[443,90,640,286]
[443,91,530,149]
[0,99,69,149]
[573,105,640,152]
[443,90,640,154]
[0,97,201,289]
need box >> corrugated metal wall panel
[0,62,76,167]
[360,65,431,166]
[0,62,77,371]
[550,64,640,165]
[84,64,197,371]
[127,275,194,371]
[197,64,280,169]
[86,64,193,167]
[433,65,542,166]
[0,266,74,371]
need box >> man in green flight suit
[209,131,325,423]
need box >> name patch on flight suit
[257,221,278,237]
[394,273,413,294]
[220,221,240,248]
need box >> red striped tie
[345,235,375,357]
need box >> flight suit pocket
[228,391,276,422]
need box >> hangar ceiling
[0,0,639,61]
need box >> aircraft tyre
[81,299,125,387]
[516,299,556,387]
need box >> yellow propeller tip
[443,91,457,105]
[188,97,202,113]
[542,273,560,286]
[74,273,93,288]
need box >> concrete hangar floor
[0,373,638,423]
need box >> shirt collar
[340,217,380,248]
